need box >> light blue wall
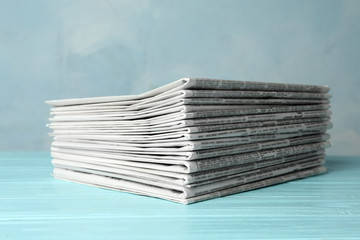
[1,0,359,155]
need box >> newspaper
[52,156,324,193]
[50,98,329,115]
[46,78,330,107]
[51,132,330,158]
[49,117,330,135]
[49,89,331,113]
[52,151,325,186]
[50,97,330,114]
[48,104,330,123]
[46,78,331,204]
[181,89,331,99]
[50,134,330,163]
[50,121,331,142]
[47,81,330,119]
[51,141,330,174]
[53,164,326,204]
[47,110,331,132]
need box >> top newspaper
[46,77,330,106]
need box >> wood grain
[1,152,359,239]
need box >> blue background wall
[0,0,359,155]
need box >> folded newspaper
[46,78,332,204]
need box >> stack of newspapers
[46,78,332,204]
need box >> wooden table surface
[1,152,359,239]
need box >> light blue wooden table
[1,152,359,239]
